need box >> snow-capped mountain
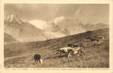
[5,14,24,24]
[4,14,47,42]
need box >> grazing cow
[67,43,85,55]
[33,54,43,64]
[56,46,85,58]
[70,46,85,56]
[94,36,104,46]
[86,36,104,47]
[56,47,72,57]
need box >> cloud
[53,16,65,24]
[29,19,66,39]
[29,20,48,30]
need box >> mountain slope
[83,23,108,31]
[4,32,17,43]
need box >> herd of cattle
[33,36,105,64]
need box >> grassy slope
[4,28,109,68]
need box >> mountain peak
[5,14,25,24]
[6,14,16,22]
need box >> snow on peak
[5,14,25,24]
[6,14,15,22]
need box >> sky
[4,4,109,24]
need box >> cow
[33,53,43,64]
[56,46,85,58]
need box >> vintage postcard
[0,0,113,73]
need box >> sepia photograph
[4,4,109,68]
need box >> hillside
[4,28,109,68]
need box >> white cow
[56,46,84,58]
